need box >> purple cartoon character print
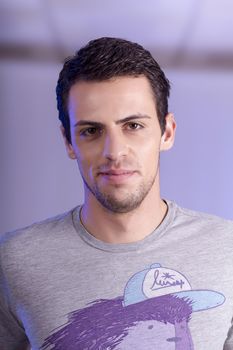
[41,263,225,349]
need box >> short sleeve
[0,252,29,350]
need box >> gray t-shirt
[0,199,233,350]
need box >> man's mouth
[99,170,134,176]
[98,169,137,183]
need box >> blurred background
[1,0,233,233]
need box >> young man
[0,37,232,350]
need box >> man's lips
[98,169,137,182]
[98,170,135,175]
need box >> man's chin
[96,193,143,214]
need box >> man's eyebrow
[73,120,104,128]
[73,114,151,128]
[115,114,151,125]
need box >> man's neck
[80,192,168,244]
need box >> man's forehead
[68,76,157,123]
[68,75,154,100]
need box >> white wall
[1,61,232,233]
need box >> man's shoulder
[172,200,233,233]
[0,207,78,251]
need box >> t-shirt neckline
[72,199,177,253]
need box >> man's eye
[126,122,143,130]
[80,127,99,136]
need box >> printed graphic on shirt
[41,263,225,350]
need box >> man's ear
[160,113,176,151]
[60,125,77,159]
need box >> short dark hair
[56,37,170,144]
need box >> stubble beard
[81,163,159,214]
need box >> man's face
[66,76,174,213]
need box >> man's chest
[10,250,233,350]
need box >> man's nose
[102,131,128,161]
